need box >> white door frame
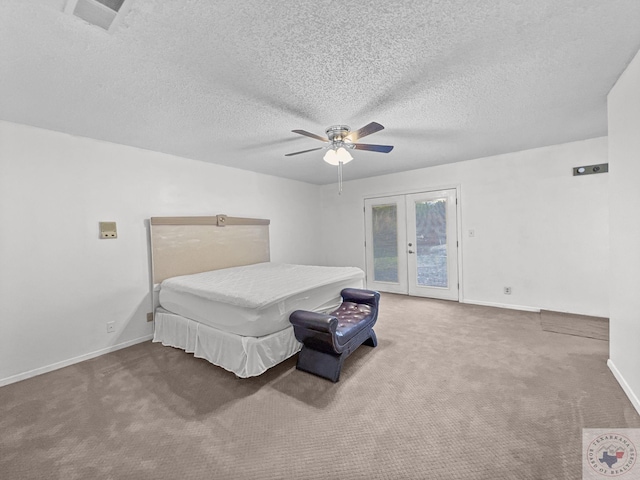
[364,195,408,294]
[406,189,459,300]
[363,186,463,301]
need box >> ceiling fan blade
[291,130,329,142]
[383,127,457,140]
[284,147,324,157]
[348,122,385,142]
[240,136,301,150]
[352,143,394,153]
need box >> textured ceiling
[2,1,640,185]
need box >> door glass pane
[372,204,398,282]
[415,199,448,287]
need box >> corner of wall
[608,359,640,416]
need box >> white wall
[320,137,609,317]
[0,121,323,385]
[607,47,640,414]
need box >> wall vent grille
[65,0,132,32]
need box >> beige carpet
[1,294,639,480]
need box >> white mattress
[158,263,365,337]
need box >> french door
[364,189,459,300]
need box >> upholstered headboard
[149,214,270,285]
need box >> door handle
[408,250,415,254]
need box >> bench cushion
[331,302,373,346]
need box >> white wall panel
[0,121,322,384]
[607,47,640,414]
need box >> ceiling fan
[285,122,394,193]
[285,122,393,161]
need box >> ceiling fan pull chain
[338,161,343,195]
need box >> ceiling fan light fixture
[323,147,353,166]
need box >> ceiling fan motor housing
[325,125,351,142]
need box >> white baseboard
[607,358,640,417]
[461,299,540,313]
[0,334,154,388]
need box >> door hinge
[456,240,459,247]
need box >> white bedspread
[160,262,364,309]
[153,308,302,378]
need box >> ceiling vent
[65,0,132,32]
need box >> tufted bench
[289,288,380,382]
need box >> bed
[149,215,364,377]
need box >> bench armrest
[289,310,338,334]
[340,288,380,309]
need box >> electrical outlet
[99,222,117,239]
[106,321,115,333]
[146,312,153,322]
[504,287,512,295]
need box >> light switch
[99,222,117,239]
